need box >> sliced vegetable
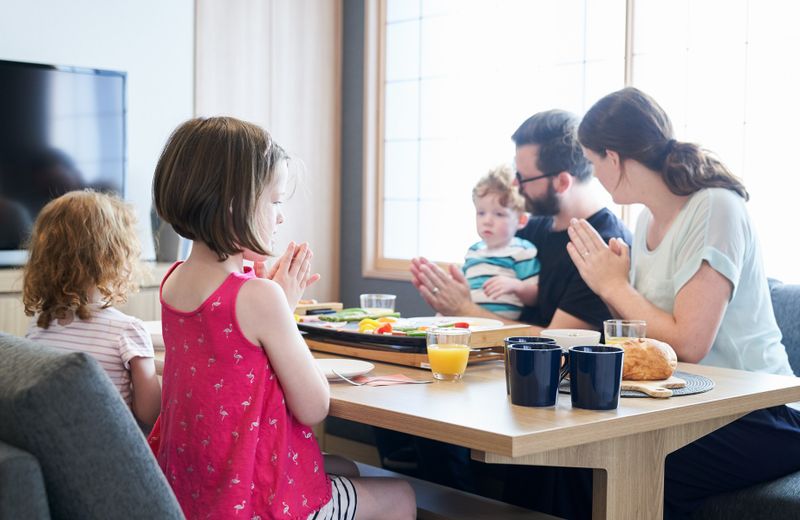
[358,322,379,333]
[453,322,470,329]
[320,308,402,322]
[376,323,393,334]
[358,318,381,328]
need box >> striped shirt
[26,304,155,407]
[463,237,540,319]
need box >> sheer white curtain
[194,0,342,300]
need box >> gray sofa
[695,279,800,519]
[0,333,183,519]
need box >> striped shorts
[307,475,358,520]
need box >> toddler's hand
[482,276,522,300]
[268,242,321,308]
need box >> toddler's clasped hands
[255,241,321,308]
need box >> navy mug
[504,336,556,395]
[569,345,624,410]
[508,343,569,407]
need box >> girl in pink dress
[148,117,415,520]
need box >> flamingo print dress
[148,265,331,519]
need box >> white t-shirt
[26,304,155,406]
[631,188,793,376]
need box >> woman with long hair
[569,87,800,518]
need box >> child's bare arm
[482,274,539,304]
[237,278,330,426]
[129,356,161,427]
[516,276,539,306]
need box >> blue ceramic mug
[508,343,569,407]
[504,336,556,395]
[569,345,624,410]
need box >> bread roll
[620,338,677,380]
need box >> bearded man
[411,109,632,332]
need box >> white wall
[0,0,195,260]
[195,0,342,301]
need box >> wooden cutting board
[621,375,687,398]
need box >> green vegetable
[406,331,428,337]
[392,326,421,332]
[319,310,401,322]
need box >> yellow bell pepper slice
[358,318,381,328]
[358,323,379,333]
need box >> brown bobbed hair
[578,87,748,200]
[23,190,142,329]
[153,117,287,261]
[472,164,526,213]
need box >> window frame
[362,0,414,280]
[361,0,637,280]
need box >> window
[364,0,800,283]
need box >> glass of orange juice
[603,319,646,345]
[426,328,471,381]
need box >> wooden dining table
[145,321,800,519]
[314,351,800,520]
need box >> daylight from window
[381,0,800,283]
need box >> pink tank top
[148,264,330,519]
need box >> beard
[523,179,560,216]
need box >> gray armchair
[0,333,183,519]
[695,279,800,519]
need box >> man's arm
[411,257,523,324]
[544,308,597,331]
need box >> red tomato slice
[376,323,393,334]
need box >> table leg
[475,413,743,520]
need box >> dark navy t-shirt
[516,208,632,329]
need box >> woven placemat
[558,370,715,398]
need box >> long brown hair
[152,117,287,261]
[578,87,748,200]
[23,190,142,328]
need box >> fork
[331,369,432,385]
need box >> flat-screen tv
[0,59,126,266]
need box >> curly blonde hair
[472,164,526,213]
[23,190,142,329]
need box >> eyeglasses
[515,171,557,185]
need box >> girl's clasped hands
[254,241,321,307]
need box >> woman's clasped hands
[566,218,630,300]
[254,241,321,307]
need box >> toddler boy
[463,165,539,320]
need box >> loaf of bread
[620,338,677,380]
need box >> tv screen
[0,59,126,266]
